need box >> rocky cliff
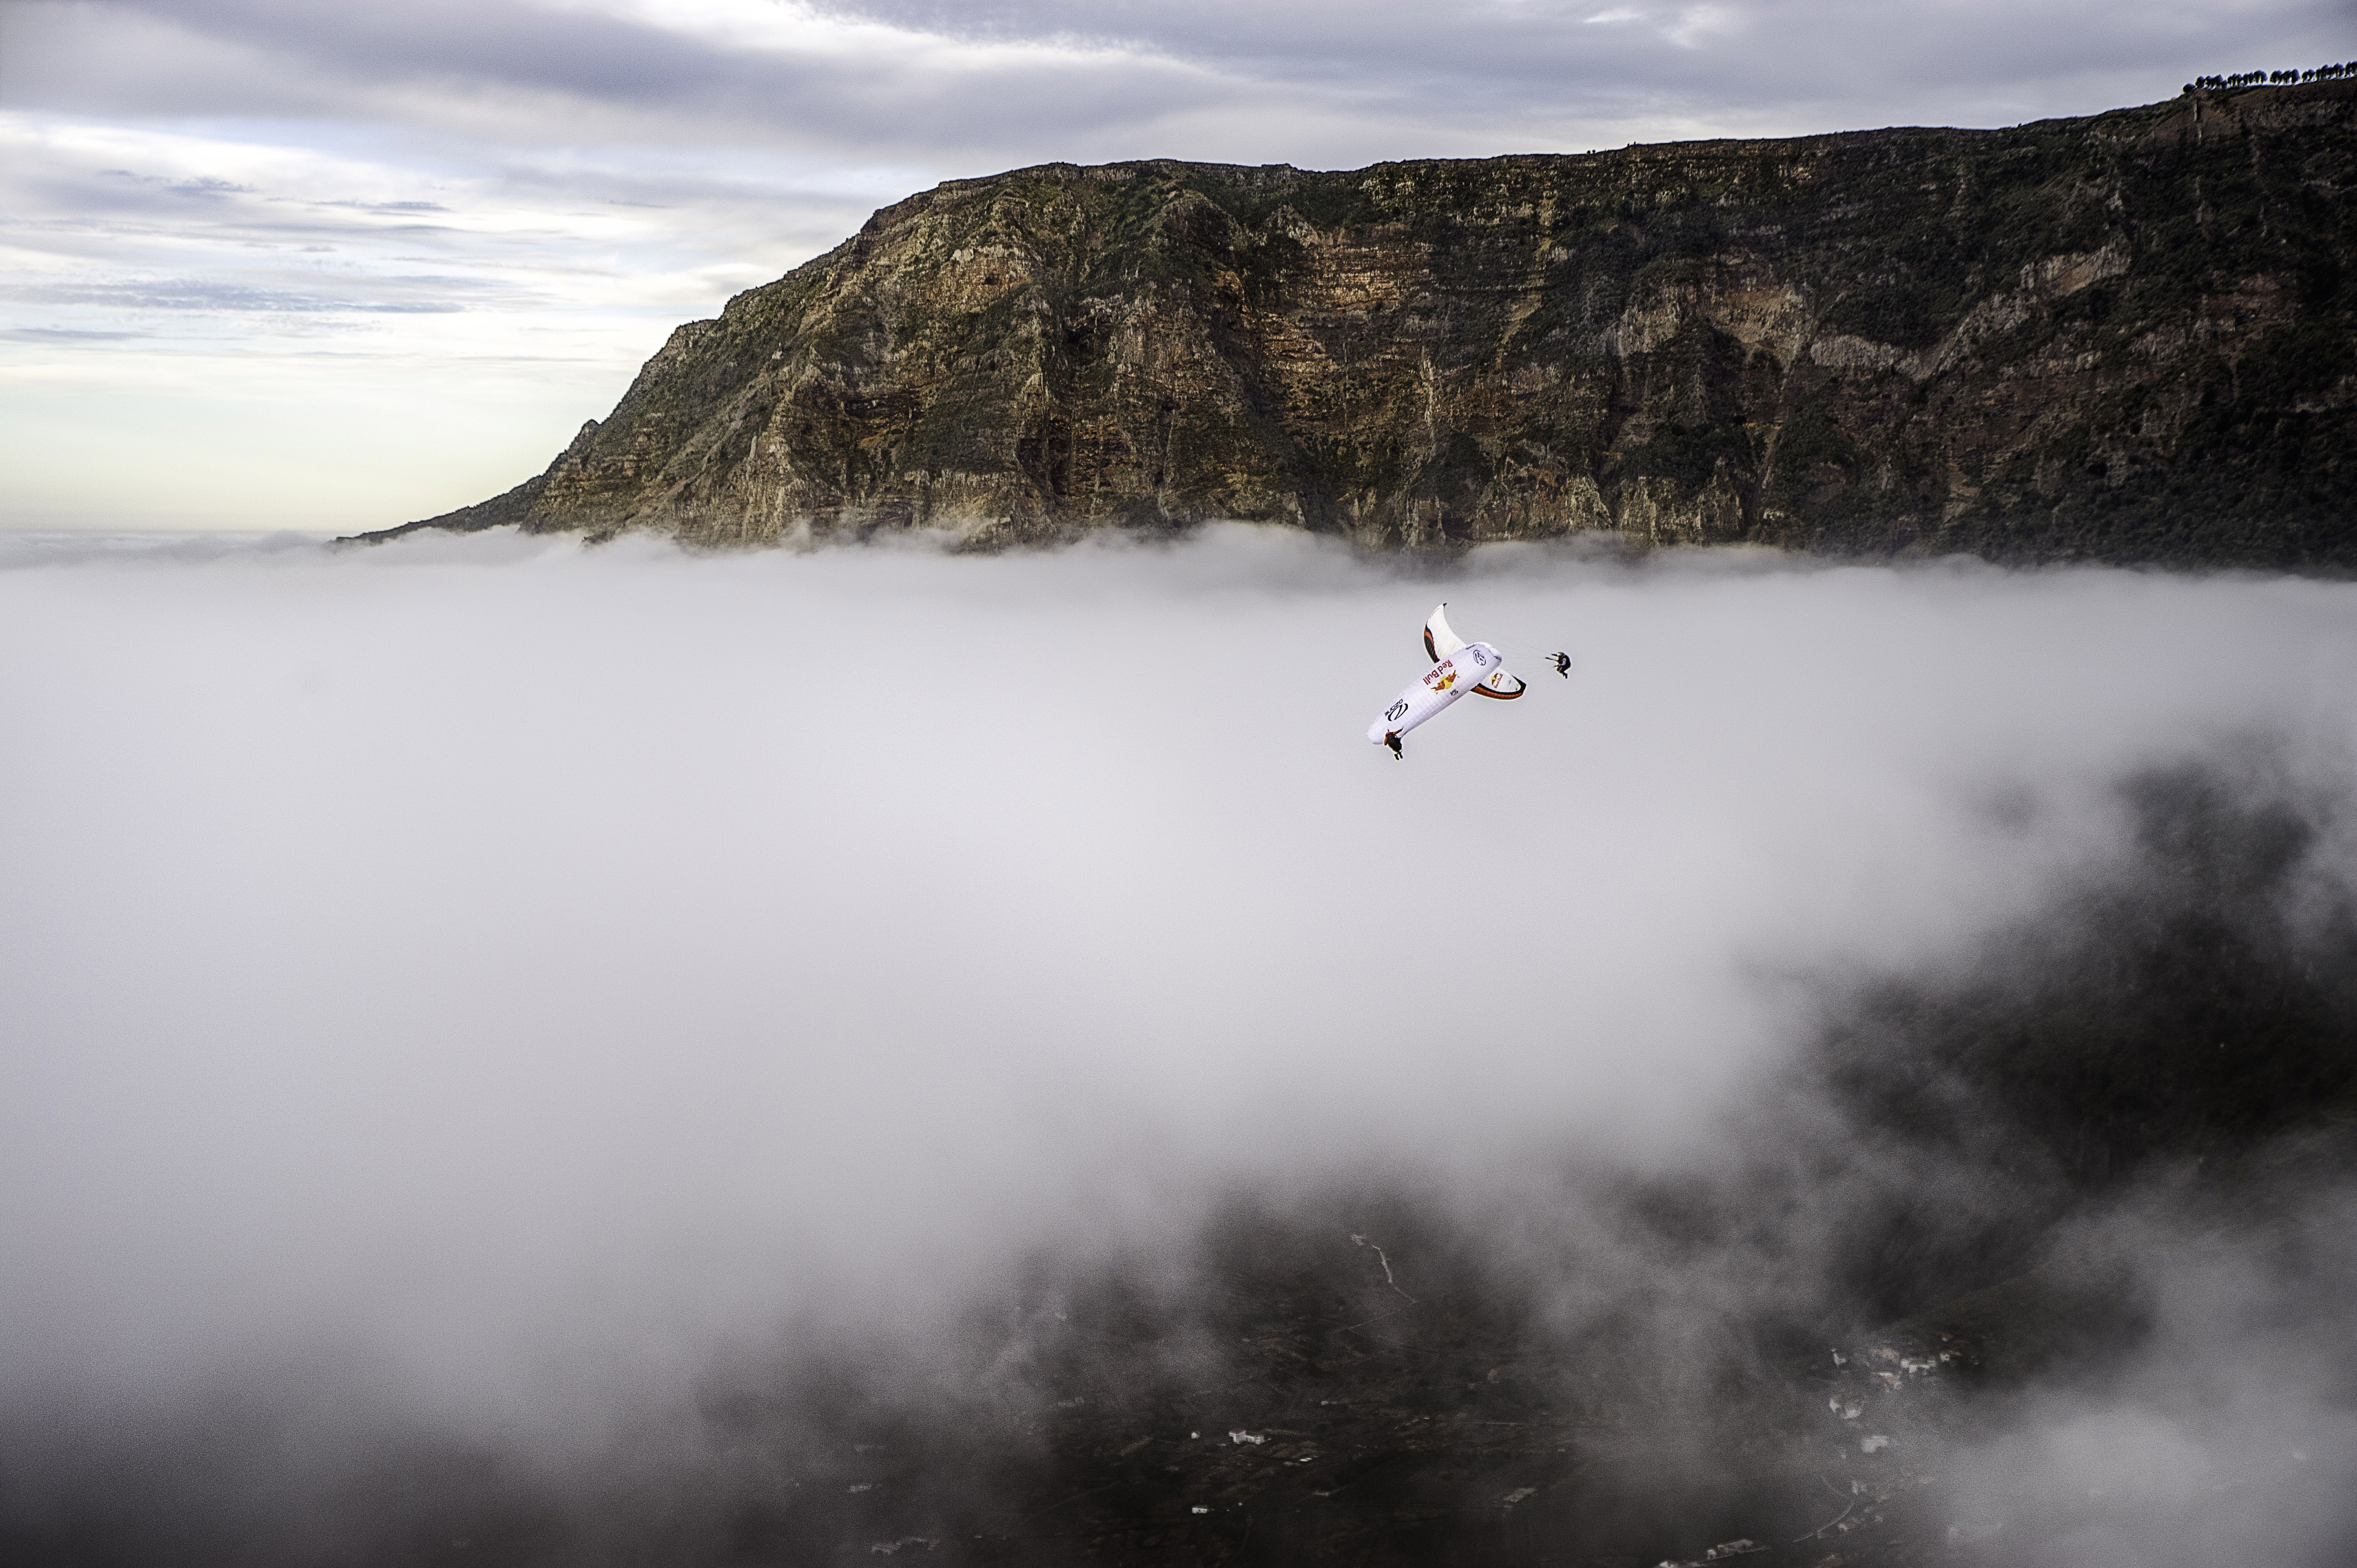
[377,82,2357,564]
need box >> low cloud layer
[1,529,2353,1560]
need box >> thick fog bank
[1,527,2353,1564]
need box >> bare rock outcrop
[371,82,2357,565]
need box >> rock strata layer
[378,83,2356,564]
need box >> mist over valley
[1,527,2352,1565]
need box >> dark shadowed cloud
[9,0,2349,159]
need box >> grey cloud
[2,277,473,312]
[7,0,740,115]
[0,126,894,359]
[90,169,259,197]
[11,0,2342,168]
[0,325,148,340]
[1,0,1220,159]
[314,199,453,213]
[7,169,448,244]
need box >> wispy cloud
[0,326,147,341]
[3,278,474,313]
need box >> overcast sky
[2,0,2349,530]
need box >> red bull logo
[1423,659,1458,693]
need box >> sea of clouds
[2,525,2352,1561]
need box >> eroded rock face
[383,83,2357,565]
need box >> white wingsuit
[1366,604,1527,756]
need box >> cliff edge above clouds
[372,82,2356,565]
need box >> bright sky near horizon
[2,0,2349,532]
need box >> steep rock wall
[380,82,2357,565]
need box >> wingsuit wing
[1368,640,1510,747]
[1423,604,1467,663]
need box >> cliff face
[385,83,2357,563]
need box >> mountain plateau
[373,82,2356,565]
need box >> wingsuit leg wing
[1423,603,1468,663]
[1471,669,1527,699]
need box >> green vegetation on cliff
[379,82,2357,565]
